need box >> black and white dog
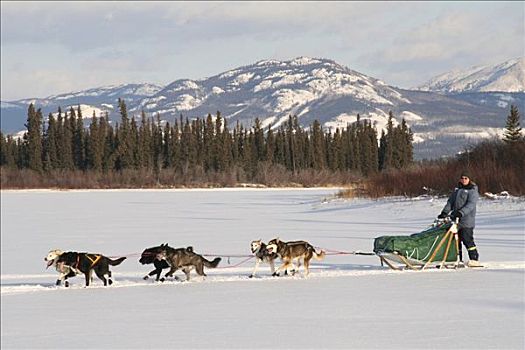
[44,249,80,287]
[249,240,278,278]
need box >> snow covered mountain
[1,57,523,159]
[417,57,525,93]
[133,57,413,133]
[0,83,162,131]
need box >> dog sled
[373,218,461,270]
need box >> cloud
[1,2,523,100]
[354,4,524,87]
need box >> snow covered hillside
[418,57,525,93]
[1,189,524,349]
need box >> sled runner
[373,219,461,270]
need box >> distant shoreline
[0,186,344,193]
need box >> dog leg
[303,261,309,276]
[95,269,108,286]
[107,271,113,285]
[144,268,158,280]
[196,263,206,278]
[250,259,261,278]
[274,261,291,277]
[269,259,275,276]
[183,267,191,281]
[84,272,90,287]
[160,267,177,282]
[56,272,66,286]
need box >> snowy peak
[136,56,410,121]
[418,57,525,93]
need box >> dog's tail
[202,257,221,268]
[311,247,325,261]
[108,257,127,266]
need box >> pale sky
[1,1,523,101]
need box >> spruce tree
[130,117,141,169]
[60,108,74,170]
[86,111,103,171]
[265,124,275,164]
[116,99,133,170]
[0,131,6,167]
[2,134,17,168]
[43,113,59,171]
[383,111,395,170]
[25,104,43,172]
[73,105,85,170]
[503,105,522,143]
[253,118,265,162]
[139,111,153,169]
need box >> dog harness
[75,254,102,269]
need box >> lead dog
[156,246,221,281]
[44,249,81,287]
[249,240,279,278]
[267,238,325,276]
[139,243,172,281]
[55,251,126,287]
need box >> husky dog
[139,243,172,281]
[267,238,325,276]
[44,249,81,287]
[249,240,278,278]
[156,246,221,281]
[55,251,126,287]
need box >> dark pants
[458,227,479,261]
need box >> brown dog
[266,238,325,276]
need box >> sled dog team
[44,238,326,287]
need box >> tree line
[347,104,524,197]
[0,99,414,184]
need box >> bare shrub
[362,139,525,198]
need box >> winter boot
[467,260,481,267]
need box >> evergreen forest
[0,99,414,188]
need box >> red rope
[108,247,373,262]
[216,256,254,269]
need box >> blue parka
[442,182,479,228]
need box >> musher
[438,171,481,267]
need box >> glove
[451,210,463,220]
[437,212,447,219]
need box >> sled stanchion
[439,230,455,269]
[422,229,452,270]
[454,231,460,269]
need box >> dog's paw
[159,278,166,283]
[248,274,254,278]
[64,281,69,288]
[272,272,280,277]
[143,275,149,280]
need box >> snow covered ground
[1,189,524,349]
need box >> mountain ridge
[1,56,523,159]
[417,57,525,93]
